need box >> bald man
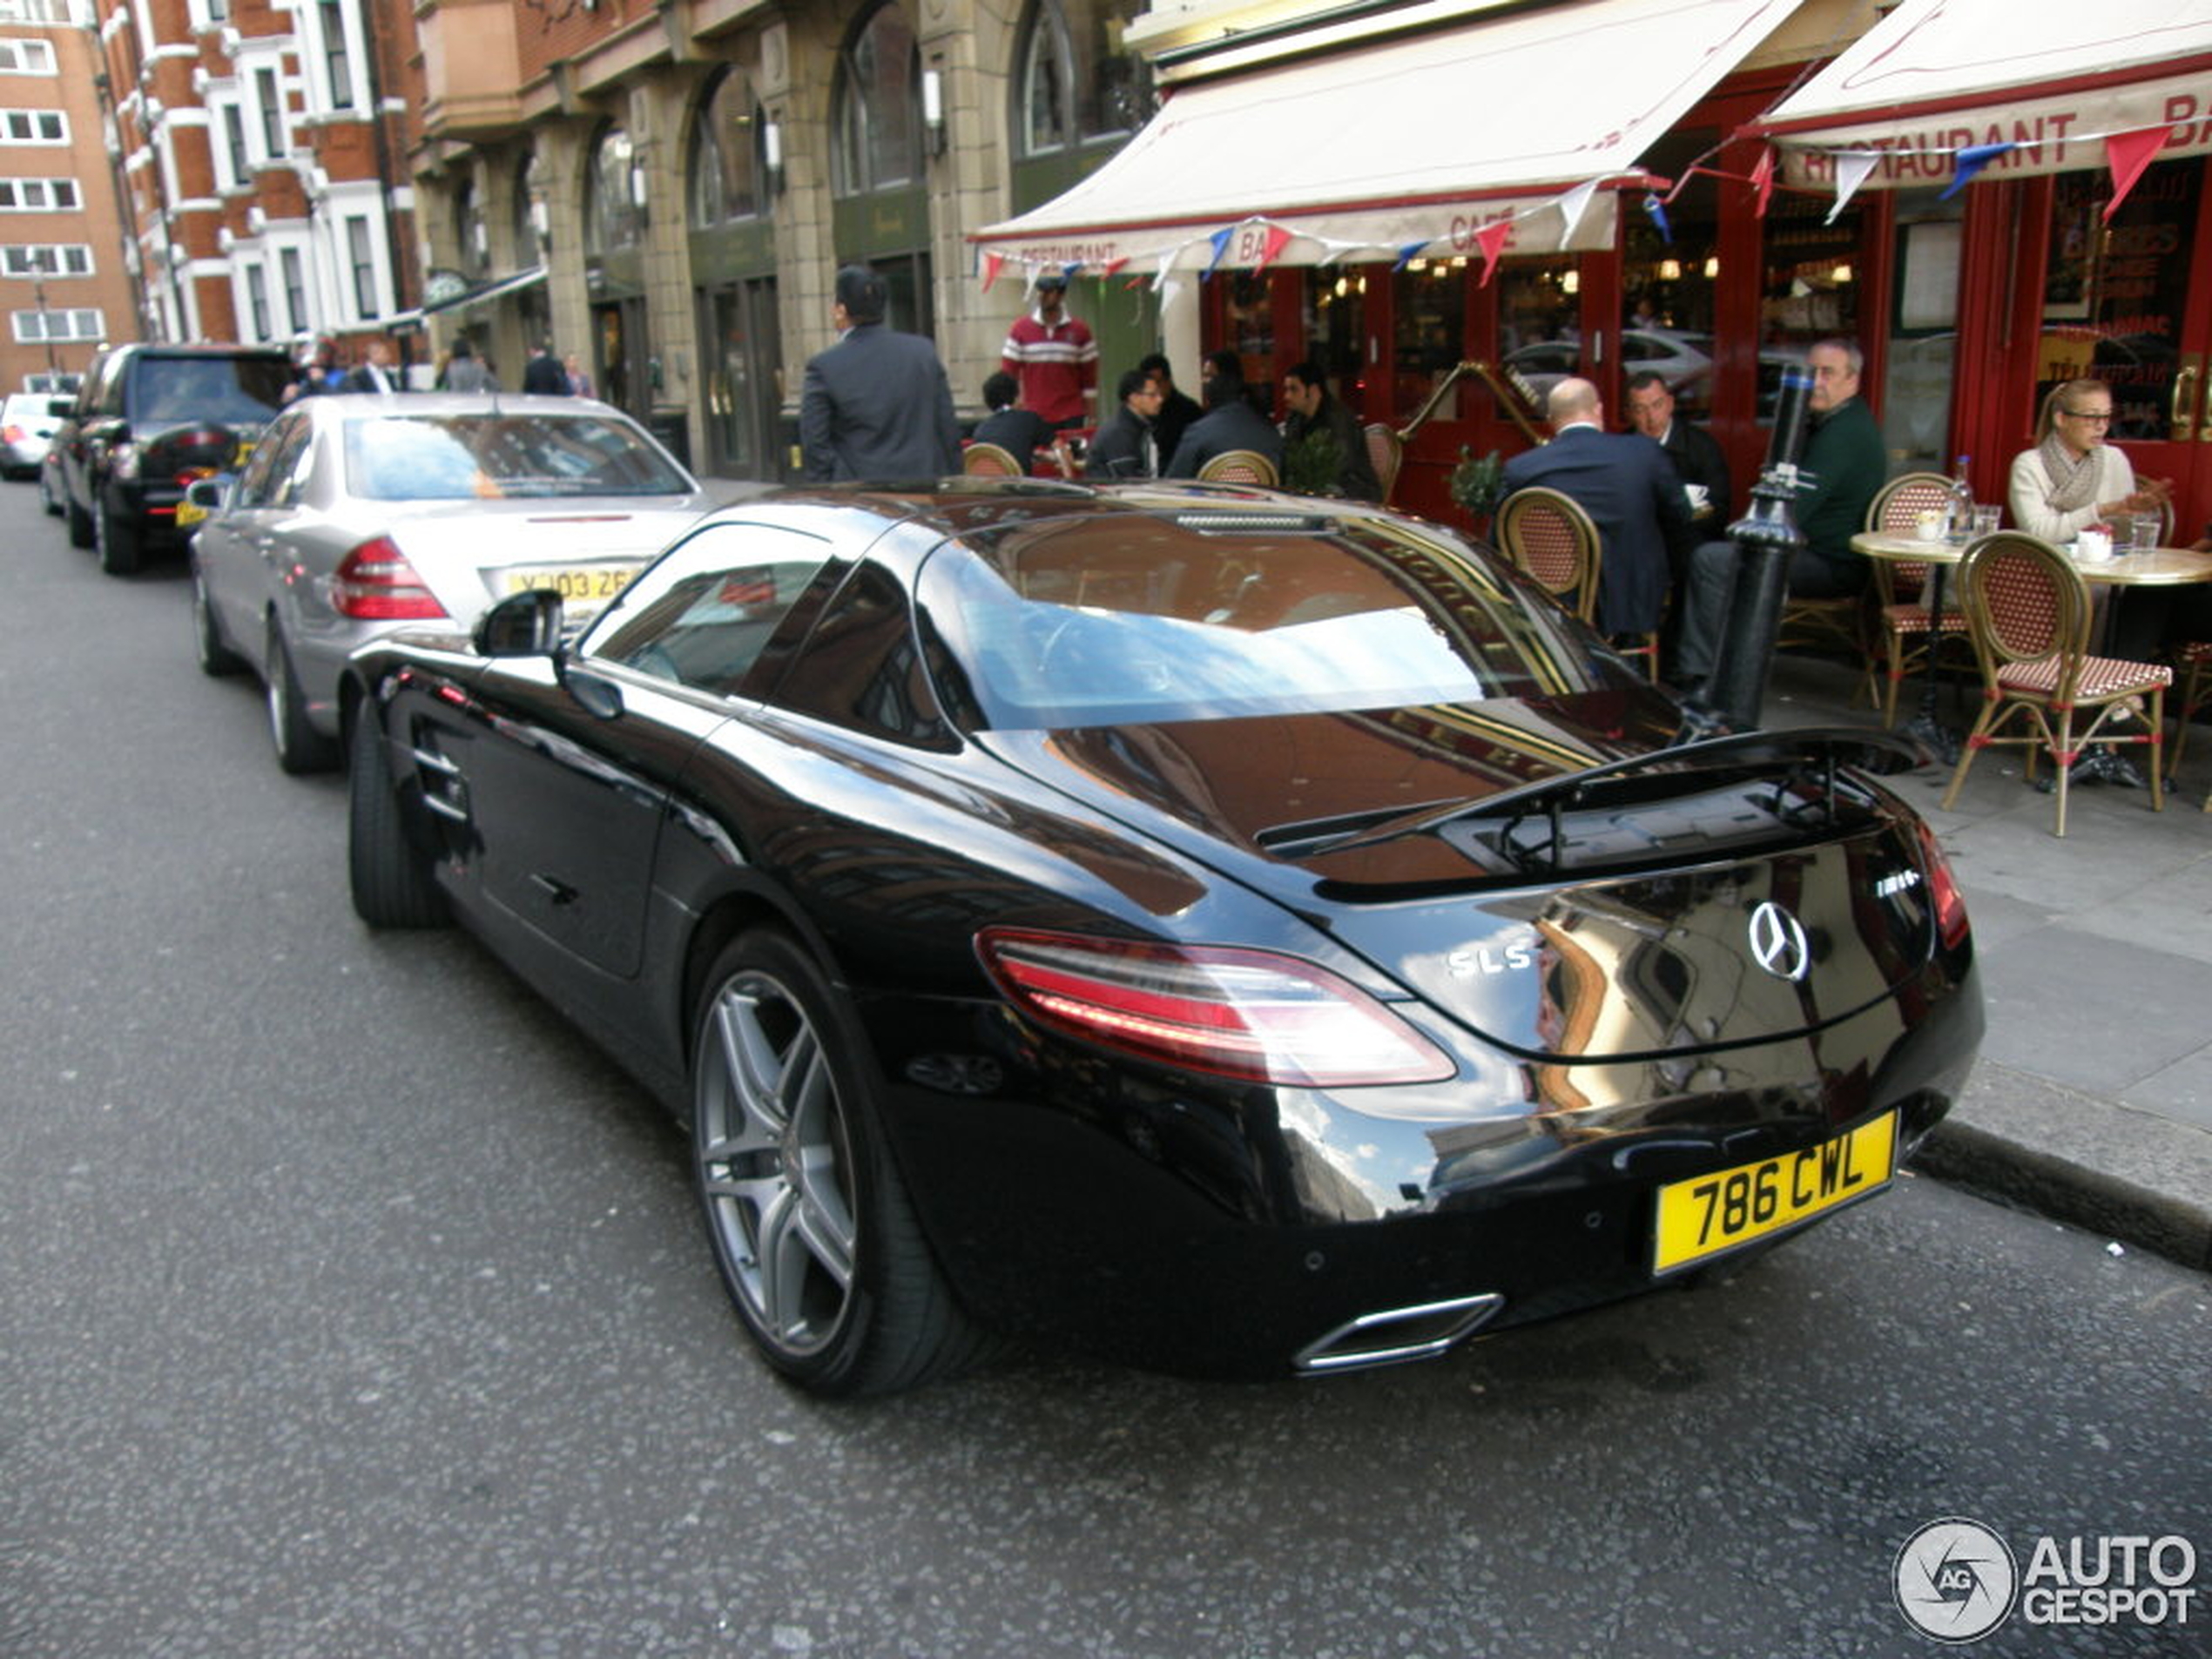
[1498,377,1689,638]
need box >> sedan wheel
[266,625,340,773]
[38,464,61,517]
[691,931,983,1397]
[192,565,246,677]
[65,495,93,549]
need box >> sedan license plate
[504,565,635,609]
[1652,1110,1896,1274]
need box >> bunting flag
[1554,179,1599,246]
[1100,255,1130,279]
[981,253,1003,294]
[1474,219,1514,287]
[1393,239,1429,272]
[1642,192,1672,244]
[1825,151,1880,223]
[1749,146,1775,219]
[1939,142,2015,200]
[2102,125,2171,221]
[1252,223,1294,274]
[1204,225,1236,277]
[1061,261,1083,281]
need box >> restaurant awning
[1748,0,2212,192]
[971,0,1804,279]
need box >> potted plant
[1448,444,1506,536]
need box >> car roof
[296,391,644,417]
[107,341,291,360]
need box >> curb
[1910,1059,2212,1273]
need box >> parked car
[51,341,293,574]
[191,391,710,772]
[0,391,58,480]
[1507,327,1716,408]
[343,480,1984,1398]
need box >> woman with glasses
[2007,378,2173,543]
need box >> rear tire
[94,503,141,575]
[347,710,448,928]
[266,624,340,774]
[65,495,92,548]
[192,564,246,677]
[691,930,986,1398]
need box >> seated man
[1086,367,1164,480]
[1674,339,1886,691]
[1163,369,1284,480]
[1500,376,1687,640]
[972,370,1055,469]
[1280,360,1382,502]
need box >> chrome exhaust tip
[1293,1291,1505,1375]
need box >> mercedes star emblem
[1748,901,1811,981]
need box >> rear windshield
[130,356,291,426]
[920,510,1639,729]
[341,411,693,501]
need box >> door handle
[2172,356,2202,441]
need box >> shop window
[1301,267,1369,409]
[1498,256,1581,416]
[1760,192,1863,420]
[1884,192,1962,474]
[1014,0,1148,158]
[588,125,644,254]
[1621,129,1719,420]
[691,70,764,227]
[832,4,921,198]
[1393,260,1466,423]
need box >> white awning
[1751,0,2212,189]
[972,0,1804,275]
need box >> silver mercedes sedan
[188,391,711,772]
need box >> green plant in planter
[1283,428,1343,496]
[1449,445,1506,522]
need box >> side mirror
[473,589,563,658]
[185,474,232,509]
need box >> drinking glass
[2131,511,2162,552]
[1971,505,2000,538]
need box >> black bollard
[1706,368,1815,728]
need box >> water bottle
[1946,455,1973,543]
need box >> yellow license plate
[1652,1110,1897,1274]
[504,566,635,606]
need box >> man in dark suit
[1500,376,1689,637]
[1281,359,1381,502]
[1086,367,1164,480]
[1626,370,1730,526]
[1163,369,1284,480]
[521,342,570,395]
[799,266,961,483]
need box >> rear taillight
[975,927,1453,1086]
[1,424,22,444]
[332,536,448,621]
[1916,820,1969,950]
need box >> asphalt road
[2,482,2206,1659]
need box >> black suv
[52,341,293,574]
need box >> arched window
[1014,0,1149,158]
[691,69,764,226]
[514,152,547,262]
[832,3,920,197]
[587,125,644,253]
[455,177,489,276]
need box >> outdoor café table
[1851,530,2212,774]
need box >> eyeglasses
[2062,408,2114,422]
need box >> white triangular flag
[1555,179,1600,247]
[1825,152,1879,225]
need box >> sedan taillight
[333,536,448,621]
[1916,820,1970,950]
[976,927,1453,1087]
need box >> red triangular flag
[1750,146,1775,219]
[1101,256,1130,278]
[981,253,1003,293]
[1474,219,1514,287]
[2102,125,2170,222]
[1253,224,1294,274]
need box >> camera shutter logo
[1748,900,1811,981]
[1894,1517,2019,1643]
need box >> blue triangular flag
[1393,240,1429,272]
[1940,142,2014,199]
[1643,192,1672,243]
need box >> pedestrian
[799,264,961,483]
[1280,359,1380,502]
[282,335,343,403]
[1163,364,1283,480]
[1085,367,1164,480]
[437,336,497,393]
[522,341,569,395]
[1499,376,1688,640]
[341,337,401,394]
[564,351,594,398]
[999,267,1096,430]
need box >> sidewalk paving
[1758,653,2212,1271]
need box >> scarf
[2036,431,2102,516]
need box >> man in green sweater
[1674,339,1885,688]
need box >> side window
[270,422,318,506]
[238,415,309,507]
[582,521,833,698]
[773,560,949,748]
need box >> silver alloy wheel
[695,968,859,1359]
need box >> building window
[832,3,920,197]
[515,152,546,262]
[255,68,284,160]
[13,307,103,342]
[455,178,488,275]
[3,243,91,275]
[0,3,70,24]
[346,214,375,317]
[0,107,65,144]
[319,0,354,111]
[0,37,57,73]
[586,125,643,253]
[244,264,270,338]
[690,70,764,227]
[279,245,307,334]
[222,103,248,186]
[1014,0,1148,158]
[0,177,77,211]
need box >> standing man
[342,338,401,394]
[1086,368,1165,480]
[799,265,961,483]
[522,342,569,395]
[1000,268,1096,430]
[1501,376,1688,639]
[1674,339,1887,691]
[1163,367,1284,479]
[1280,361,1381,502]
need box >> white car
[189,392,713,772]
[1,391,58,480]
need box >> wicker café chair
[961,441,1024,477]
[1195,448,1280,488]
[1362,422,1405,503]
[1494,486,1660,680]
[1865,470,1971,726]
[1939,533,2171,837]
